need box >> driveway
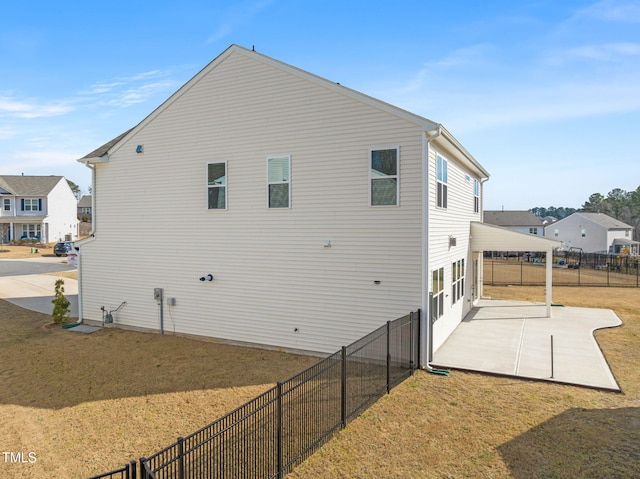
[0,257,78,317]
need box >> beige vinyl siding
[81,51,425,354]
[428,143,483,351]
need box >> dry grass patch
[289,286,639,479]
[0,244,55,259]
[1,286,638,478]
[0,300,318,478]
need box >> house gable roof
[575,212,632,230]
[483,210,543,227]
[0,175,64,196]
[78,195,92,207]
[77,45,489,178]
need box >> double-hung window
[267,156,291,208]
[22,224,41,238]
[432,267,445,321]
[436,155,448,208]
[452,259,465,304]
[473,179,480,213]
[370,147,399,206]
[3,198,10,211]
[207,162,227,209]
[22,198,41,211]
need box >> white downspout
[75,163,96,324]
[421,125,442,368]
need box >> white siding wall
[545,215,607,253]
[428,143,483,351]
[44,179,79,242]
[81,52,425,354]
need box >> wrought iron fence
[87,461,137,479]
[91,311,420,479]
[484,252,639,287]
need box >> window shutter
[38,199,42,211]
[21,199,24,211]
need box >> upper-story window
[207,162,227,210]
[473,179,480,213]
[3,198,10,211]
[529,228,538,235]
[436,155,448,208]
[21,199,41,211]
[370,147,399,206]
[268,156,291,208]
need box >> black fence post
[177,437,184,479]
[130,460,137,479]
[386,321,391,394]
[409,311,415,375]
[276,382,283,479]
[139,458,146,479]
[341,346,347,428]
[416,309,421,370]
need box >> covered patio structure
[432,222,621,390]
[470,221,561,316]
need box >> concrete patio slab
[431,300,622,391]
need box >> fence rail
[91,311,420,479]
[484,252,639,287]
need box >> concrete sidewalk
[0,274,78,317]
[432,300,621,391]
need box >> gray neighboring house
[484,210,544,236]
[78,195,92,221]
[0,175,79,243]
[545,212,639,255]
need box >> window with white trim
[3,198,10,211]
[22,198,41,211]
[22,224,41,238]
[432,267,445,321]
[268,156,291,208]
[207,162,227,209]
[452,259,465,304]
[473,179,480,213]
[529,228,538,235]
[436,155,448,208]
[370,147,399,206]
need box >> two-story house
[546,212,638,255]
[0,175,79,244]
[77,195,92,222]
[75,45,559,364]
[484,210,545,235]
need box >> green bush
[51,279,70,324]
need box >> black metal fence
[90,311,420,479]
[484,252,639,287]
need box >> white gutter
[421,125,442,368]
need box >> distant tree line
[531,185,640,241]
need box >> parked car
[54,242,73,256]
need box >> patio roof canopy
[470,221,562,316]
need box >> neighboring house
[484,210,545,235]
[0,175,79,243]
[76,45,559,364]
[546,212,639,255]
[78,195,92,221]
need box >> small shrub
[51,279,70,324]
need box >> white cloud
[0,96,74,118]
[578,0,640,23]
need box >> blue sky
[1,0,639,210]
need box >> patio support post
[546,247,553,317]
